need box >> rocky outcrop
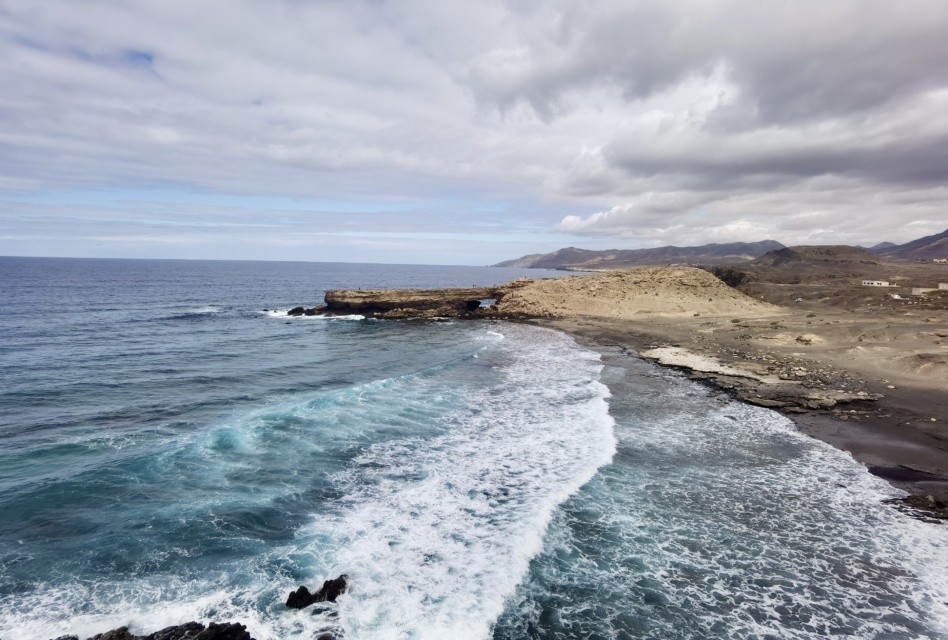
[52,577,351,640]
[286,575,349,609]
[636,345,884,414]
[882,494,948,522]
[53,622,254,640]
[287,306,326,316]
[322,287,500,319]
[290,267,780,320]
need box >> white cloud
[0,0,947,260]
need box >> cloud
[466,1,948,245]
[469,0,948,125]
[1,0,947,260]
[555,180,948,247]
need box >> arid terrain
[520,258,948,510]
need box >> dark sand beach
[537,312,948,505]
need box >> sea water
[0,257,945,640]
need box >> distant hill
[493,240,785,269]
[708,245,885,286]
[866,241,897,253]
[749,245,878,268]
[877,228,948,261]
[496,247,605,269]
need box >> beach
[539,312,948,506]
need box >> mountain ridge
[494,240,785,269]
[495,228,948,270]
[877,228,948,260]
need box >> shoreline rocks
[50,575,352,640]
[287,305,326,316]
[286,575,349,609]
[322,286,500,319]
[882,494,948,522]
[636,345,884,415]
[52,622,254,640]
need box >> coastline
[304,265,947,513]
[532,315,948,509]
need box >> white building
[862,280,890,287]
[912,287,937,295]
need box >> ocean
[0,257,946,640]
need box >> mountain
[877,228,948,261]
[749,245,878,268]
[493,240,785,269]
[866,241,897,253]
[495,247,605,269]
[707,245,886,286]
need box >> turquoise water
[0,257,945,639]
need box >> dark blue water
[1,257,946,640]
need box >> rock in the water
[190,622,252,640]
[90,628,136,640]
[286,585,316,609]
[286,574,349,609]
[143,622,205,640]
[883,494,948,521]
[287,306,306,316]
[317,575,349,602]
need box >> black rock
[64,622,254,640]
[286,585,316,609]
[287,306,306,316]
[192,622,252,640]
[883,494,948,521]
[89,628,136,640]
[142,621,204,640]
[286,574,349,609]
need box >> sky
[1,0,947,265]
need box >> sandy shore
[532,311,948,508]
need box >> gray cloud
[0,0,946,261]
[470,0,948,125]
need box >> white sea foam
[296,324,617,639]
[263,309,366,320]
[10,321,943,640]
[493,363,948,639]
[0,323,614,640]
